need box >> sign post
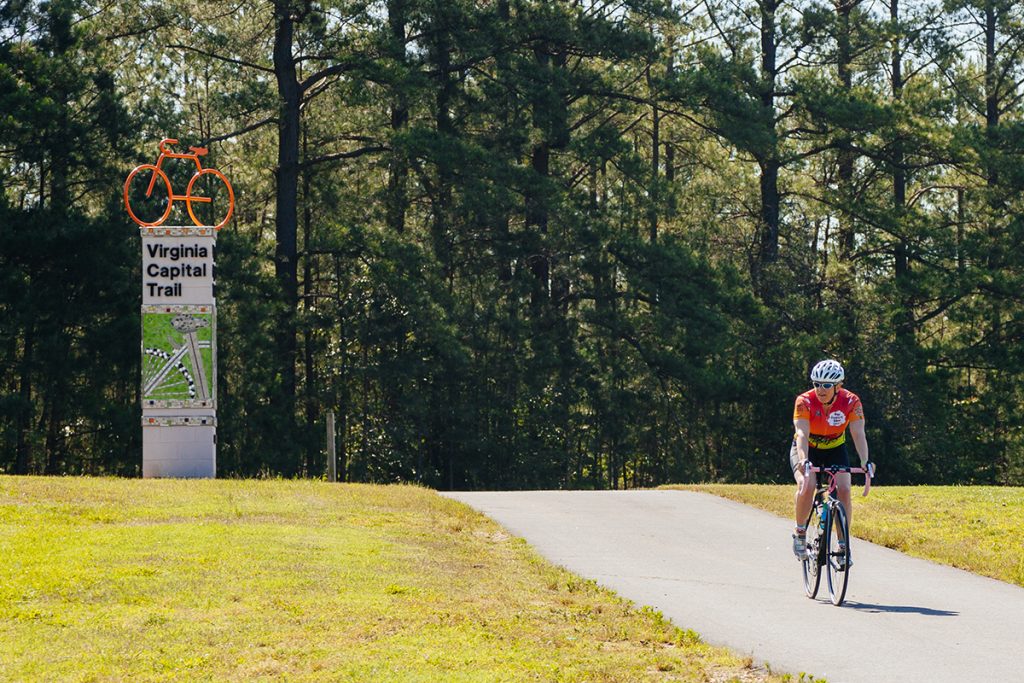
[125,139,233,478]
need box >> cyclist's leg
[791,440,816,526]
[791,441,818,557]
[835,471,852,534]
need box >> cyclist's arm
[793,418,811,469]
[848,418,869,468]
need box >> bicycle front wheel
[802,503,823,599]
[185,168,234,229]
[825,500,851,606]
[124,164,173,227]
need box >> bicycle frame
[146,139,211,205]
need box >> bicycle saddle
[190,146,209,156]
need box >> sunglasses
[813,382,836,389]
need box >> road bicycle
[800,462,872,606]
[124,138,234,229]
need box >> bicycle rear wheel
[801,503,823,599]
[825,500,851,606]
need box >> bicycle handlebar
[804,462,872,497]
[158,138,179,155]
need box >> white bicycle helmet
[810,359,845,383]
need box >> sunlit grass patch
[0,477,785,682]
[669,484,1024,587]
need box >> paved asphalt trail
[442,490,1022,682]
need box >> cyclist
[789,359,872,567]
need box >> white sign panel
[141,230,215,305]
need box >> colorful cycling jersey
[793,388,864,449]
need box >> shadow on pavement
[842,601,958,616]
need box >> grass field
[672,484,1024,588]
[0,477,791,682]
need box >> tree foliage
[3,0,1024,485]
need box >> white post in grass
[327,411,337,483]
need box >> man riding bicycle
[790,359,873,566]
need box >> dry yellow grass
[0,477,795,682]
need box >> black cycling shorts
[789,439,850,474]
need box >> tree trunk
[982,1,1007,476]
[43,391,65,475]
[302,131,319,477]
[48,5,73,214]
[891,0,912,329]
[836,0,857,260]
[15,323,34,474]
[273,0,301,475]
[647,62,659,244]
[43,335,70,475]
[888,0,922,464]
[758,0,780,268]
[892,0,909,282]
[758,159,780,266]
[386,0,409,234]
[430,1,455,282]
[527,137,551,305]
[984,3,999,158]
[834,0,860,353]
[527,39,572,307]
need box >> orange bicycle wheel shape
[185,168,234,230]
[124,164,174,227]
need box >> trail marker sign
[125,140,234,478]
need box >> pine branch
[167,44,274,74]
[200,116,278,146]
[300,146,388,170]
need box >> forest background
[2,0,1023,488]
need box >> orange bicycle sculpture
[124,138,234,230]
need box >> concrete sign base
[142,420,216,478]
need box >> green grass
[0,477,787,682]
[671,484,1024,587]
